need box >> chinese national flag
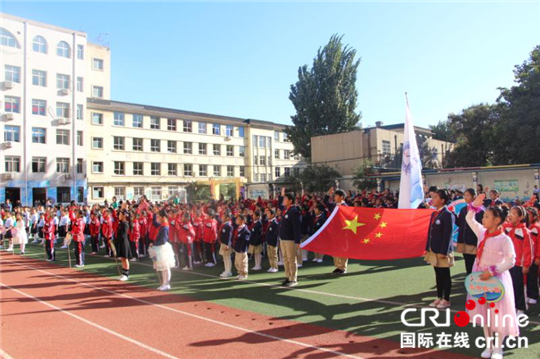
[300,206,435,260]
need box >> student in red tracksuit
[71,210,86,267]
[192,210,203,264]
[148,209,158,245]
[503,206,533,314]
[89,211,101,254]
[43,211,56,261]
[102,210,114,257]
[178,211,195,270]
[169,209,181,268]
[139,211,148,258]
[129,212,141,261]
[526,207,540,305]
[202,209,218,267]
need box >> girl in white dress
[13,213,28,254]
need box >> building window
[133,138,143,151]
[213,165,221,177]
[77,131,83,146]
[92,58,104,70]
[274,131,280,141]
[32,99,46,116]
[151,163,161,176]
[4,125,20,142]
[0,28,20,48]
[92,86,104,98]
[239,166,245,177]
[114,187,126,200]
[261,174,267,182]
[165,140,176,153]
[284,167,291,177]
[92,162,103,173]
[238,126,245,138]
[150,116,160,129]
[76,77,83,92]
[151,139,160,152]
[5,65,20,83]
[92,137,103,149]
[274,149,280,159]
[226,145,234,157]
[293,154,300,161]
[167,118,177,131]
[113,136,125,150]
[293,167,300,176]
[183,120,192,132]
[382,140,391,155]
[114,112,125,126]
[212,124,220,135]
[56,129,69,145]
[76,158,84,174]
[198,143,207,155]
[92,112,103,125]
[168,186,179,197]
[32,157,46,173]
[260,156,266,166]
[77,44,84,60]
[253,135,258,147]
[77,104,83,120]
[275,167,281,178]
[226,125,233,137]
[183,142,192,154]
[239,146,245,157]
[56,102,70,118]
[133,114,143,128]
[254,155,258,165]
[93,187,104,199]
[5,156,21,172]
[133,162,144,176]
[32,70,46,87]
[151,187,162,201]
[254,173,259,182]
[197,164,207,177]
[259,136,266,148]
[33,35,47,53]
[184,164,192,176]
[5,96,20,113]
[32,128,46,144]
[198,122,207,134]
[56,74,70,90]
[57,41,71,58]
[134,187,144,198]
[283,132,289,142]
[114,161,125,175]
[284,150,291,159]
[56,158,70,173]
[227,166,234,177]
[213,144,220,156]
[168,163,177,176]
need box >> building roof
[365,123,434,135]
[0,12,87,37]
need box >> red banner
[300,206,435,260]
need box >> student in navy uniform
[297,204,312,265]
[265,208,280,273]
[323,188,348,274]
[218,211,234,278]
[310,203,327,263]
[456,188,485,275]
[233,214,251,281]
[279,192,302,287]
[424,189,455,309]
[248,210,263,271]
[483,189,503,207]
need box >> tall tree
[289,164,342,193]
[429,120,455,142]
[352,160,377,190]
[287,34,362,161]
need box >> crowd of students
[1,185,539,358]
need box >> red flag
[301,206,435,260]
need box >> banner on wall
[493,180,519,193]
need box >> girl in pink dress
[466,193,519,359]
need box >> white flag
[398,94,424,209]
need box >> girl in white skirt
[14,212,28,254]
[149,209,176,291]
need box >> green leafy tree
[352,160,378,190]
[287,34,362,161]
[290,164,342,193]
[186,182,211,201]
[429,120,455,142]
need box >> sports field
[1,243,539,358]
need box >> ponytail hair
[487,205,509,226]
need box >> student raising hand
[473,193,486,208]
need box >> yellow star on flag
[380,222,387,228]
[343,216,366,234]
[375,232,383,238]
[363,238,370,244]
[374,213,381,220]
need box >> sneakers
[237,275,247,281]
[158,284,171,291]
[317,259,323,263]
[491,349,503,359]
[281,279,291,286]
[104,254,111,258]
[193,261,201,265]
[6,247,14,252]
[332,269,346,275]
[220,271,232,278]
[527,298,537,305]
[312,258,319,262]
[517,309,525,316]
[285,281,298,287]
[19,252,25,255]
[297,264,303,268]
[277,261,283,266]
[119,275,129,282]
[99,244,105,248]
[267,268,278,273]
[90,252,97,255]
[75,264,85,268]
[251,266,262,271]
[172,264,179,269]
[205,263,216,267]
[31,239,39,244]
[429,299,442,308]
[182,266,193,271]
[60,245,68,249]
[437,300,451,309]
[480,348,492,359]
[130,258,139,262]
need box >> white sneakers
[158,284,171,291]
[491,349,503,359]
[481,349,492,358]
[517,309,525,316]
[429,299,442,308]
[277,261,283,266]
[527,298,537,305]
[119,275,128,282]
[220,271,232,278]
[437,300,451,309]
[205,263,216,267]
[236,275,247,281]
[182,266,193,271]
[251,266,262,271]
[130,258,138,262]
[99,244,105,249]
[317,259,323,263]
[267,268,278,273]
[75,264,85,268]
[297,264,303,268]
[60,245,68,249]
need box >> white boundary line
[0,282,179,359]
[300,206,339,248]
[2,260,364,359]
[0,349,14,359]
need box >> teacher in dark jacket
[279,191,302,287]
[456,188,485,275]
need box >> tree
[290,164,342,193]
[352,160,378,191]
[429,120,455,142]
[186,182,211,201]
[287,34,362,161]
[494,45,540,164]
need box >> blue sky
[2,1,539,128]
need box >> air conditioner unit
[60,88,71,96]
[58,118,71,125]
[5,141,13,148]
[3,113,14,121]
[3,81,14,89]
[2,173,13,181]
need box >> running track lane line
[0,349,14,359]
[2,259,364,359]
[0,283,180,359]
[83,252,540,326]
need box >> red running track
[0,253,474,359]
